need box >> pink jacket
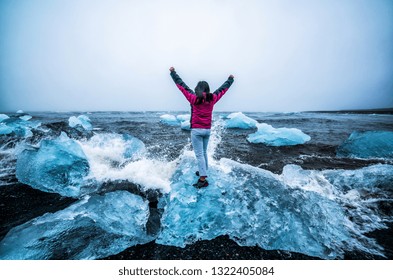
[170,71,234,129]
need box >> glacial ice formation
[68,115,93,131]
[0,191,152,260]
[160,114,179,126]
[0,123,13,135]
[4,134,393,259]
[122,134,147,160]
[0,114,9,122]
[247,123,311,146]
[176,114,190,122]
[282,164,393,235]
[180,120,191,130]
[177,114,191,130]
[14,129,168,196]
[159,114,191,130]
[0,116,41,137]
[19,115,32,121]
[16,132,90,197]
[224,112,258,129]
[337,131,393,159]
[323,164,393,192]
[156,153,390,259]
[4,116,393,260]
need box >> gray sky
[1,0,392,112]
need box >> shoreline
[1,111,392,260]
[1,183,392,260]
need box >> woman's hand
[169,67,175,72]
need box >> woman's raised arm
[169,67,196,103]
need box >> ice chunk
[0,114,9,122]
[0,191,153,260]
[156,154,388,259]
[0,116,41,138]
[176,114,190,122]
[160,114,179,126]
[68,115,93,131]
[323,164,393,193]
[16,132,89,197]
[0,123,13,135]
[224,112,258,129]
[122,134,147,159]
[177,114,191,130]
[281,164,339,199]
[180,120,191,130]
[337,131,393,159]
[16,110,24,114]
[159,114,191,129]
[286,163,393,235]
[19,115,32,121]
[247,123,311,146]
[160,114,190,129]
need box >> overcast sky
[0,0,392,112]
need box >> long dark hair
[194,81,213,105]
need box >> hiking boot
[193,179,209,188]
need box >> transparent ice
[3,115,393,260]
[0,114,9,122]
[337,131,393,159]
[224,112,258,129]
[177,114,191,130]
[16,132,90,197]
[160,114,180,126]
[68,115,93,131]
[180,120,191,130]
[0,191,152,260]
[0,115,41,137]
[0,123,13,135]
[176,114,190,122]
[247,123,311,146]
[19,115,32,121]
[156,152,391,259]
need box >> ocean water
[0,111,392,259]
